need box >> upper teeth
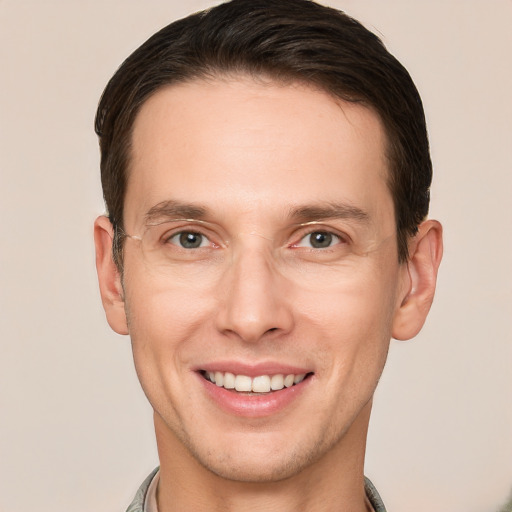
[206,371,306,393]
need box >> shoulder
[364,477,387,512]
[126,467,160,512]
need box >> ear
[392,220,443,341]
[94,215,129,335]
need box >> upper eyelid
[162,226,215,242]
[147,219,217,235]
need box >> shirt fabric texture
[126,467,387,512]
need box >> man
[94,0,443,510]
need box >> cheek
[299,263,399,329]
[297,267,399,376]
[122,280,213,426]
[124,252,214,331]
[122,267,215,382]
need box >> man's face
[119,77,409,481]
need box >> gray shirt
[126,467,387,512]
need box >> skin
[95,77,442,511]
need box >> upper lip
[194,361,313,377]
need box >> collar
[126,468,387,512]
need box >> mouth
[200,370,313,394]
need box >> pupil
[311,232,332,248]
[179,232,202,248]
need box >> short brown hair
[95,0,432,266]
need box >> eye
[296,231,343,249]
[168,231,210,249]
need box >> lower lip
[197,373,312,418]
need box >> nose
[215,243,294,343]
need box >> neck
[154,403,373,512]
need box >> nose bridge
[216,237,292,342]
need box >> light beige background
[1,1,511,511]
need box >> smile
[202,371,310,393]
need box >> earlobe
[392,220,443,341]
[94,215,129,335]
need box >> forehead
[125,77,393,232]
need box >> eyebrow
[144,200,209,224]
[288,202,370,224]
[144,199,370,226]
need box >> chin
[195,447,317,483]
[179,425,339,484]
